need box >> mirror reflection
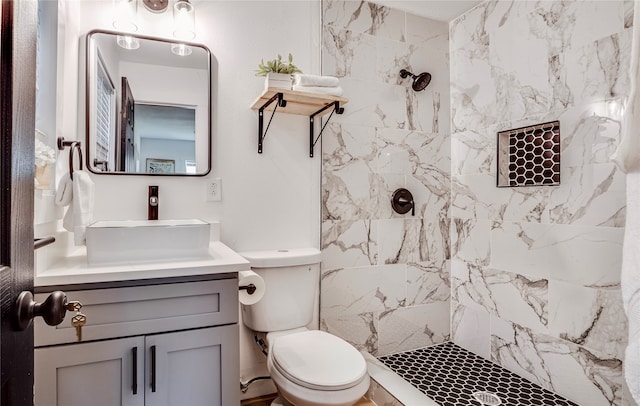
[86,30,211,175]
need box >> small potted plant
[255,53,301,90]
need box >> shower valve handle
[391,188,415,216]
[397,197,415,216]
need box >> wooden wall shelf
[250,88,349,157]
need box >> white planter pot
[265,73,292,91]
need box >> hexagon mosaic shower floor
[378,342,578,406]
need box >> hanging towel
[61,170,95,246]
[292,85,343,97]
[617,3,640,403]
[54,172,73,207]
[293,73,340,87]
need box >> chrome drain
[472,391,502,405]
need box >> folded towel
[293,74,340,87]
[61,170,95,246]
[292,85,343,97]
[54,172,73,207]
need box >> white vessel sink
[85,219,211,265]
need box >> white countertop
[35,241,251,287]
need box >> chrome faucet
[148,186,159,220]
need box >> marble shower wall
[320,0,451,357]
[450,1,634,405]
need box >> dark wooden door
[120,77,135,172]
[0,0,38,405]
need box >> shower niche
[497,121,560,187]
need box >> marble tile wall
[450,1,634,405]
[320,0,451,357]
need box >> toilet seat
[270,330,367,391]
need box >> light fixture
[112,0,138,33]
[171,43,192,56]
[173,0,196,41]
[117,35,140,50]
[143,0,169,13]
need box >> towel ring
[69,142,83,180]
[57,137,83,180]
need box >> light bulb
[112,0,138,32]
[117,35,140,50]
[173,0,195,40]
[171,43,192,56]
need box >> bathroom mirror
[86,30,211,176]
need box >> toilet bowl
[266,329,369,406]
[239,249,370,406]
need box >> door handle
[14,290,80,331]
[150,345,157,393]
[132,347,138,395]
[34,236,55,250]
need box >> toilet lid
[271,330,367,391]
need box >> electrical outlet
[206,178,221,201]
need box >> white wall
[36,0,58,140]
[71,0,321,250]
[140,138,195,173]
[36,0,322,400]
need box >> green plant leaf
[256,53,302,76]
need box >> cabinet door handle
[132,347,138,395]
[150,345,157,393]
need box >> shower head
[400,69,432,92]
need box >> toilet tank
[240,248,321,333]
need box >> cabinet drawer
[35,278,238,346]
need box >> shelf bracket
[258,92,287,154]
[309,101,344,158]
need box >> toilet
[240,248,370,406]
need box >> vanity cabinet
[36,336,145,406]
[35,325,237,406]
[34,276,240,406]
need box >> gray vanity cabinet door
[35,336,145,406]
[144,325,239,406]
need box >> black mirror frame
[85,29,212,177]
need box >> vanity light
[112,0,138,33]
[173,0,196,40]
[171,43,192,56]
[117,35,140,50]
[143,0,169,13]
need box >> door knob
[15,290,79,331]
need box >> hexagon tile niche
[497,121,560,187]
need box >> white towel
[292,85,343,97]
[293,74,340,87]
[54,172,73,207]
[60,170,95,246]
[618,3,640,403]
